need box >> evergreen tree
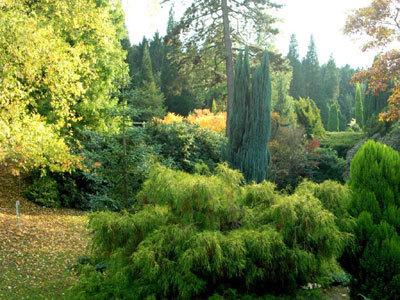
[327,103,339,132]
[302,35,326,126]
[355,83,364,128]
[322,55,339,102]
[287,34,305,99]
[140,41,154,85]
[343,141,400,299]
[338,65,357,124]
[272,71,294,121]
[295,97,325,138]
[227,47,271,183]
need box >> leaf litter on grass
[0,168,89,299]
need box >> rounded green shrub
[25,176,60,208]
[343,140,400,299]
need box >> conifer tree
[140,42,154,85]
[355,83,364,128]
[322,55,339,102]
[327,103,339,132]
[302,36,326,126]
[287,34,305,99]
[227,47,271,183]
[343,141,400,299]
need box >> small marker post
[16,200,22,232]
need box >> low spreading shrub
[70,165,350,299]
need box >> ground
[0,168,89,300]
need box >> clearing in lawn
[0,169,89,300]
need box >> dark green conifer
[287,34,305,99]
[327,103,339,132]
[140,42,154,85]
[355,83,364,128]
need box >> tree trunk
[221,0,234,138]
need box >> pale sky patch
[122,0,387,68]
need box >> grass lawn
[0,169,89,300]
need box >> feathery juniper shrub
[70,165,349,299]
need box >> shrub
[294,97,325,139]
[309,148,346,183]
[70,165,349,299]
[25,176,60,208]
[319,132,365,158]
[146,122,226,173]
[342,140,400,299]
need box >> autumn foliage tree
[345,0,400,121]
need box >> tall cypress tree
[227,47,271,183]
[355,83,364,128]
[327,103,339,132]
[287,34,305,99]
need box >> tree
[302,36,326,126]
[295,98,325,139]
[338,65,357,125]
[287,34,305,99]
[161,0,281,135]
[272,71,294,121]
[0,0,127,173]
[227,47,271,183]
[322,55,339,102]
[327,103,339,132]
[343,141,400,299]
[355,83,364,128]
[129,42,165,122]
[344,0,399,121]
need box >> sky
[122,0,381,68]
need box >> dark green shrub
[25,176,60,208]
[342,140,400,299]
[146,121,226,173]
[70,165,349,299]
[319,132,365,158]
[309,148,346,183]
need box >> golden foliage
[155,109,227,132]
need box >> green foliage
[302,36,326,125]
[0,0,128,173]
[294,97,325,138]
[327,103,339,132]
[271,71,295,122]
[319,131,365,158]
[70,166,349,299]
[287,34,305,99]
[227,48,271,183]
[310,148,346,183]
[140,42,155,85]
[25,176,60,208]
[342,141,400,299]
[131,82,165,122]
[146,122,226,173]
[322,56,340,103]
[355,84,364,129]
